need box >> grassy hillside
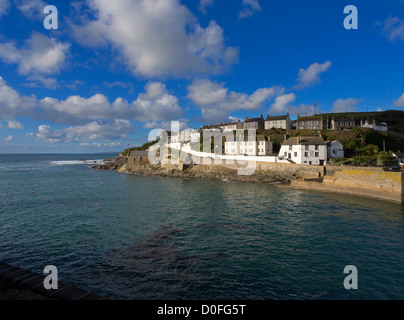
[322,109,404,132]
[120,140,158,157]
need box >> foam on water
[49,159,105,166]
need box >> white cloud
[269,93,296,113]
[188,79,283,110]
[332,98,362,113]
[239,0,261,19]
[15,0,47,19]
[393,93,404,107]
[0,33,70,76]
[0,75,183,126]
[0,76,37,121]
[143,119,189,131]
[36,119,133,143]
[70,0,238,78]
[0,0,11,18]
[103,81,134,94]
[199,0,214,13]
[382,16,404,42]
[295,61,331,89]
[5,135,13,141]
[187,79,284,123]
[288,104,319,117]
[24,75,59,89]
[228,115,243,123]
[6,120,24,129]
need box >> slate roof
[282,136,326,146]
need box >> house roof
[265,115,289,121]
[282,136,326,146]
[244,117,263,123]
[225,135,269,142]
[326,140,342,146]
[129,151,149,157]
[221,121,241,126]
[297,115,323,121]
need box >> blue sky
[0,0,403,153]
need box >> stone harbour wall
[291,168,404,205]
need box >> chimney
[261,115,263,119]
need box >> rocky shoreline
[92,156,291,184]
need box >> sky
[0,0,403,153]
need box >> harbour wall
[290,167,404,205]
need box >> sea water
[1,154,404,300]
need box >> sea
[0,153,404,300]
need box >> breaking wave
[49,159,105,166]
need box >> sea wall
[291,168,404,204]
[123,156,326,183]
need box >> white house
[265,113,291,130]
[360,120,388,132]
[326,140,344,159]
[279,136,327,165]
[225,136,273,156]
[220,121,243,132]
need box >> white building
[360,120,388,132]
[279,136,327,165]
[225,136,273,156]
[220,121,243,132]
[265,113,291,130]
[190,131,200,143]
[326,140,344,159]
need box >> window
[315,145,319,150]
[305,152,308,157]
[249,149,253,153]
[315,152,319,157]
[294,152,297,157]
[305,145,309,150]
[284,152,287,156]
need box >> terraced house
[297,115,327,130]
[279,136,327,165]
[264,113,291,130]
[243,115,265,130]
[225,136,273,156]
